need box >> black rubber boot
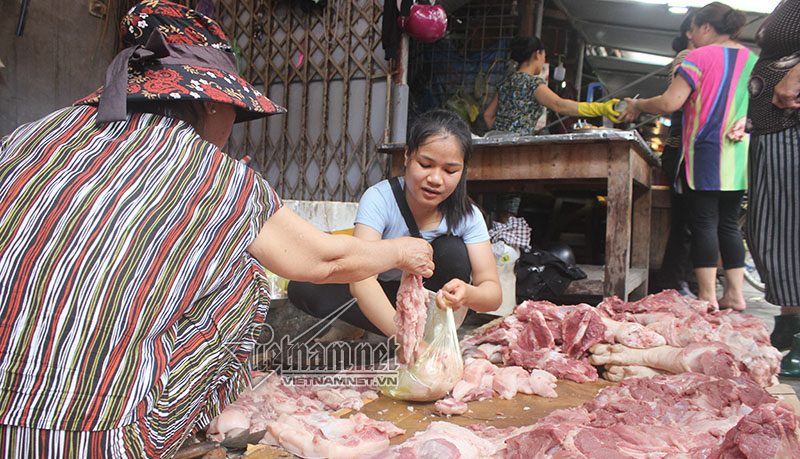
[770,314,800,351]
[779,333,800,378]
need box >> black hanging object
[16,0,30,36]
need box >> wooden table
[379,130,660,301]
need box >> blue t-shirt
[355,178,489,281]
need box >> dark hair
[672,11,695,53]
[509,36,545,64]
[693,2,747,38]
[405,109,475,232]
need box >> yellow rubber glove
[578,99,621,123]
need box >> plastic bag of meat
[379,301,464,401]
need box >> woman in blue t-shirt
[289,110,502,337]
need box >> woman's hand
[726,117,747,142]
[437,279,469,310]
[396,237,435,278]
[618,98,641,123]
[249,207,434,284]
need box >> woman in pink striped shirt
[619,2,757,310]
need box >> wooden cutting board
[240,381,800,458]
[359,379,614,444]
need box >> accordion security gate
[217,0,393,201]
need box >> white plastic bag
[379,302,464,402]
[491,241,520,316]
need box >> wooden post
[519,0,536,37]
[604,143,633,299]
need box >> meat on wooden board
[206,372,392,456]
[259,412,404,459]
[595,290,781,387]
[378,374,800,458]
[461,290,781,387]
[434,358,557,415]
[205,292,794,458]
[499,373,797,458]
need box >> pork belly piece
[450,359,496,403]
[435,359,559,416]
[491,367,558,399]
[469,342,504,362]
[206,407,251,442]
[434,397,468,416]
[260,412,404,459]
[315,388,367,411]
[395,272,427,366]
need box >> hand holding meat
[395,237,435,278]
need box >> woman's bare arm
[247,206,433,284]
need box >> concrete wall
[0,1,116,137]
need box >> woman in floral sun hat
[0,1,433,457]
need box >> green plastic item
[779,333,800,378]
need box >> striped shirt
[677,45,757,191]
[0,105,280,431]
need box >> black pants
[287,235,471,335]
[685,186,745,269]
[657,145,692,289]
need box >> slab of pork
[395,272,427,366]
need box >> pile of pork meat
[205,289,797,458]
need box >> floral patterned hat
[75,0,285,123]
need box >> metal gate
[121,0,393,201]
[218,0,393,201]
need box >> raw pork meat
[434,359,557,415]
[594,291,781,387]
[207,373,381,443]
[369,422,516,458]
[590,342,741,380]
[463,291,780,387]
[385,374,800,458]
[497,373,796,458]
[395,272,428,365]
[433,397,468,416]
[560,305,615,358]
[461,300,605,383]
[711,401,800,458]
[259,412,404,459]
